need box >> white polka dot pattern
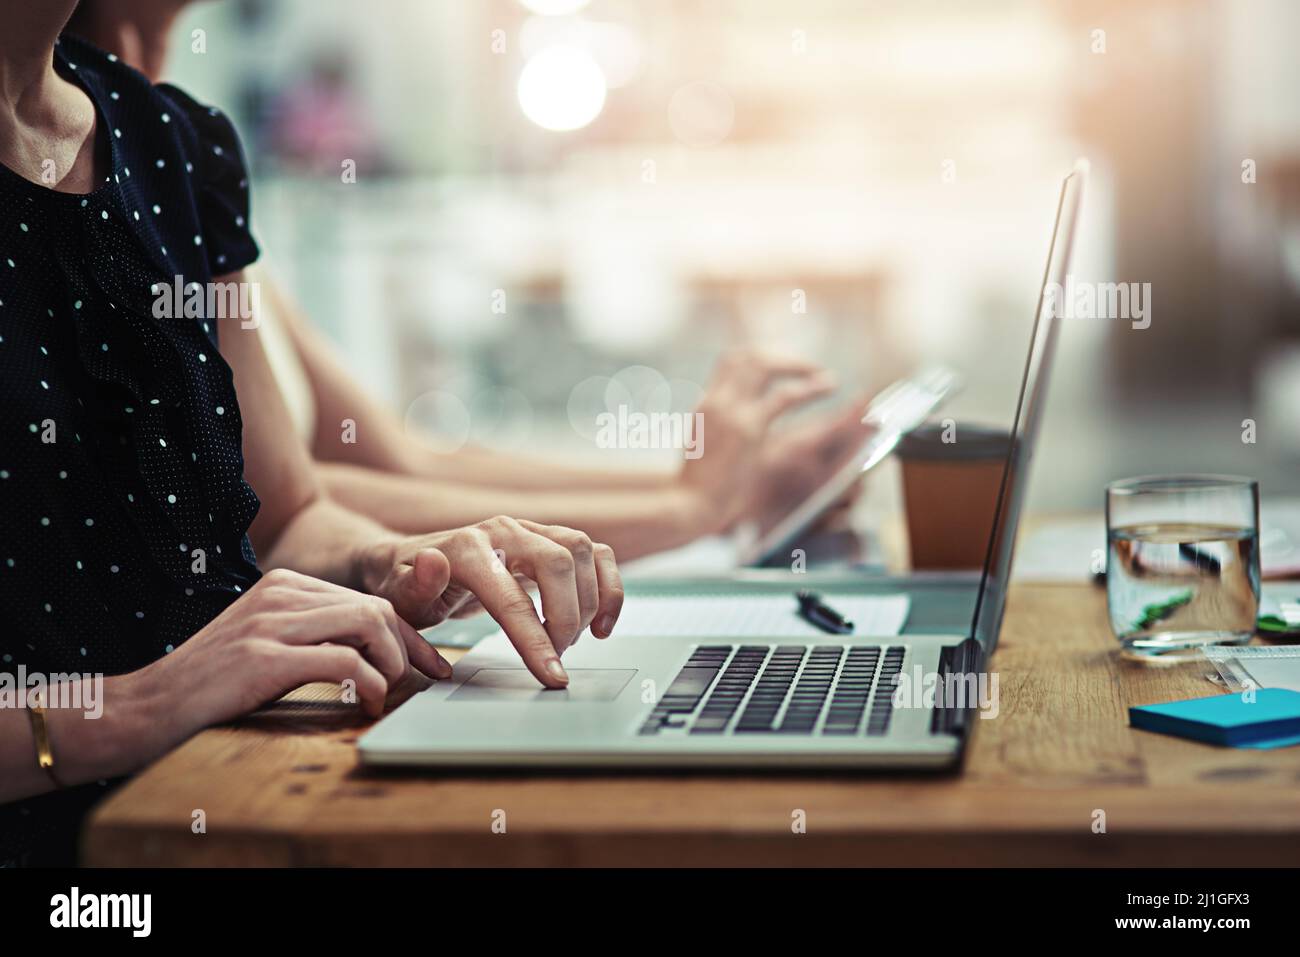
[0,35,264,866]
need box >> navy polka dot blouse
[0,36,263,864]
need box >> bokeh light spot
[518,46,608,131]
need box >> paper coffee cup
[897,423,1010,570]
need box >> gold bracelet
[26,690,65,789]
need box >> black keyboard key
[643,642,902,737]
[639,648,735,732]
[691,646,770,733]
[776,647,844,734]
[865,647,905,735]
[734,646,807,732]
[662,666,720,698]
[817,646,881,736]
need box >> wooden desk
[83,584,1300,866]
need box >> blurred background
[161,0,1299,522]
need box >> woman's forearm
[253,494,401,591]
[266,272,677,494]
[402,444,677,493]
[318,461,715,561]
[0,672,169,804]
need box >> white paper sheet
[606,593,910,638]
[1014,518,1105,582]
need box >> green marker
[1258,598,1300,636]
[1134,590,1194,631]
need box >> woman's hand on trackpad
[359,517,624,689]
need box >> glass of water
[1106,475,1260,658]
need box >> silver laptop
[360,160,1086,770]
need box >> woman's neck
[0,0,102,193]
[0,0,79,110]
[70,2,186,84]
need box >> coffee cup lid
[896,422,1010,461]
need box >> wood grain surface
[82,584,1300,866]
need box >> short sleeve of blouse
[155,83,259,276]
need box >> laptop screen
[968,161,1087,651]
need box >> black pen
[796,590,855,635]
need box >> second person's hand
[678,349,838,533]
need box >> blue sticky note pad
[1129,688,1300,748]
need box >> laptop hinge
[929,637,986,736]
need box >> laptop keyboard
[638,644,907,736]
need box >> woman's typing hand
[358,517,624,690]
[131,568,453,743]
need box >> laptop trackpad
[449,668,636,703]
